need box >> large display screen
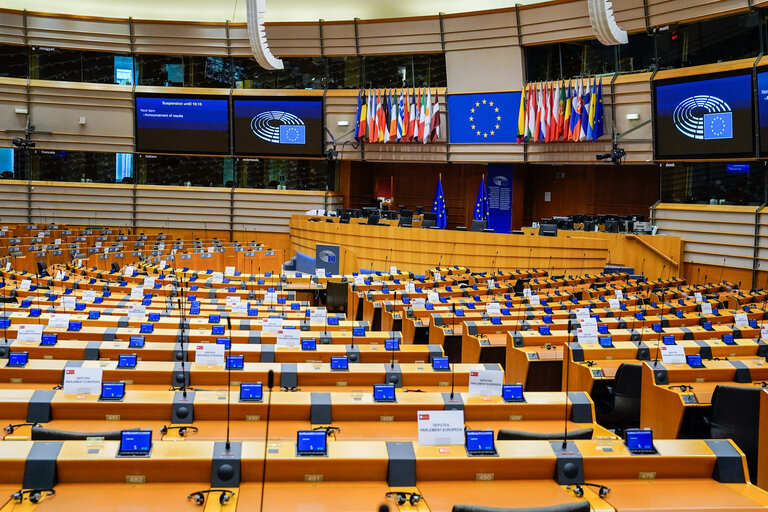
[135,94,229,154]
[233,97,323,156]
[653,71,753,159]
[755,69,768,155]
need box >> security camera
[596,143,625,165]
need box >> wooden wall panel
[0,11,25,46]
[135,185,231,230]
[132,21,228,56]
[316,22,357,57]
[518,1,593,45]
[264,23,322,57]
[612,0,647,32]
[0,180,29,224]
[442,11,518,52]
[29,182,133,226]
[645,0,749,28]
[233,189,343,233]
[228,24,252,58]
[357,18,442,55]
[26,13,130,53]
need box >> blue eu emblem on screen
[703,112,732,139]
[280,125,305,144]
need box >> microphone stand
[259,369,275,512]
[226,317,232,450]
[562,318,572,449]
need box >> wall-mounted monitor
[135,94,229,154]
[653,71,753,160]
[233,97,323,156]
[754,69,768,155]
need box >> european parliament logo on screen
[234,98,323,156]
[653,72,753,159]
[447,92,521,144]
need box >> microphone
[491,250,499,276]
[659,264,666,287]
[718,257,726,285]
[177,298,187,397]
[259,369,275,512]
[640,258,646,277]
[204,222,208,244]
[447,242,457,269]
[696,267,700,286]
[562,318,572,449]
[385,247,392,273]
[449,357,456,400]
[225,317,233,450]
[390,291,397,369]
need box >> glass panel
[525,44,559,82]
[137,54,186,86]
[30,47,82,82]
[31,150,119,184]
[560,39,615,78]
[364,55,414,88]
[82,50,129,84]
[412,53,447,88]
[139,154,227,187]
[115,153,134,183]
[232,56,276,89]
[617,32,655,74]
[661,163,765,205]
[236,158,330,190]
[275,57,326,89]
[0,44,28,78]
[327,56,362,89]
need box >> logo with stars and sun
[468,98,502,140]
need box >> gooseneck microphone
[225,317,233,450]
[259,369,275,512]
[177,298,187,398]
[562,318,572,449]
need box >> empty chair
[470,219,487,232]
[707,385,761,483]
[594,363,642,432]
[538,224,558,237]
[497,428,593,441]
[324,281,348,312]
[398,217,412,228]
[421,218,436,229]
[452,502,590,512]
[36,260,48,277]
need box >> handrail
[625,234,677,267]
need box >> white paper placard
[433,273,441,282]
[95,241,102,248]
[427,292,440,303]
[309,308,328,323]
[615,289,624,300]
[158,242,165,251]
[315,268,326,277]
[529,295,541,306]
[1,226,7,231]
[130,287,144,299]
[412,298,426,309]
[81,290,97,303]
[486,279,495,288]
[54,238,61,245]
[207,247,215,253]
[16,324,44,342]
[354,275,365,285]
[734,313,749,327]
[577,332,598,344]
[264,292,278,303]
[405,283,416,293]
[212,272,224,284]
[127,304,146,318]
[124,266,136,276]
[608,298,621,310]
[575,308,590,322]
[225,266,236,275]
[390,266,397,274]
[701,302,713,315]
[55,270,64,280]
[523,288,531,298]
[276,328,301,347]
[694,292,703,303]
[158,261,167,269]
[660,344,686,364]
[232,302,247,314]
[60,296,76,310]
[486,302,501,315]
[62,367,103,395]
[579,317,598,335]
[761,325,768,339]
[48,313,71,328]
[195,343,225,366]
[4,262,10,271]
[143,277,155,288]
[417,410,465,446]
[261,317,283,333]
[468,369,504,396]
[225,296,241,307]
[19,279,31,291]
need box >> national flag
[354,89,363,141]
[526,83,536,142]
[593,77,604,141]
[378,90,386,143]
[397,89,405,142]
[447,91,521,143]
[563,81,571,142]
[390,90,398,142]
[534,83,543,143]
[418,88,427,142]
[402,88,410,141]
[423,87,431,144]
[541,83,550,142]
[430,88,441,142]
[409,88,417,140]
[367,89,375,143]
[357,90,367,141]
[580,79,591,142]
[517,86,526,143]
[557,81,565,141]
[587,78,598,141]
[432,177,447,229]
[571,81,583,142]
[473,176,489,221]
[383,90,391,143]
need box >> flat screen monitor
[599,336,613,348]
[465,430,497,456]
[6,352,28,367]
[134,94,229,154]
[100,381,126,401]
[41,334,58,346]
[226,355,244,370]
[662,335,676,345]
[296,430,327,456]
[233,97,323,156]
[653,71,753,159]
[502,384,525,403]
[330,356,348,371]
[128,336,145,348]
[117,354,137,369]
[117,430,152,457]
[239,382,263,402]
[373,384,396,403]
[385,339,400,351]
[432,356,450,371]
[687,354,705,368]
[624,428,656,455]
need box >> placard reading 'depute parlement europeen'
[468,369,503,396]
[62,367,103,395]
[417,410,465,445]
[195,343,225,366]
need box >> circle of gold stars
[469,98,501,139]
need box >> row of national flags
[516,77,604,143]
[354,88,441,144]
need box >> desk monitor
[88,310,101,320]
[216,338,231,350]
[599,336,613,348]
[212,325,225,335]
[99,381,126,402]
[722,334,735,345]
[432,356,450,371]
[465,430,497,456]
[226,355,244,370]
[117,354,138,369]
[129,336,145,348]
[239,382,263,402]
[502,384,525,403]
[6,352,28,368]
[40,334,58,346]
[139,323,153,334]
[624,428,657,455]
[686,354,705,368]
[29,308,41,318]
[68,321,82,332]
[296,430,327,456]
[373,383,396,403]
[330,356,348,371]
[301,338,317,351]
[385,339,400,351]
[662,335,676,346]
[117,429,152,457]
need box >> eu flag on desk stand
[432,177,447,229]
[473,176,489,221]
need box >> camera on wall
[324,146,338,161]
[12,137,35,149]
[596,143,625,165]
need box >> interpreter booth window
[138,154,229,188]
[655,11,760,70]
[31,150,122,184]
[29,47,83,82]
[236,158,331,191]
[364,54,447,89]
[661,162,765,206]
[0,148,15,179]
[525,44,559,82]
[559,39,616,78]
[0,44,28,78]
[327,57,362,89]
[617,33,656,74]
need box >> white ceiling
[5,0,546,23]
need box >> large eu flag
[447,92,522,144]
[473,177,489,221]
[432,178,447,229]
